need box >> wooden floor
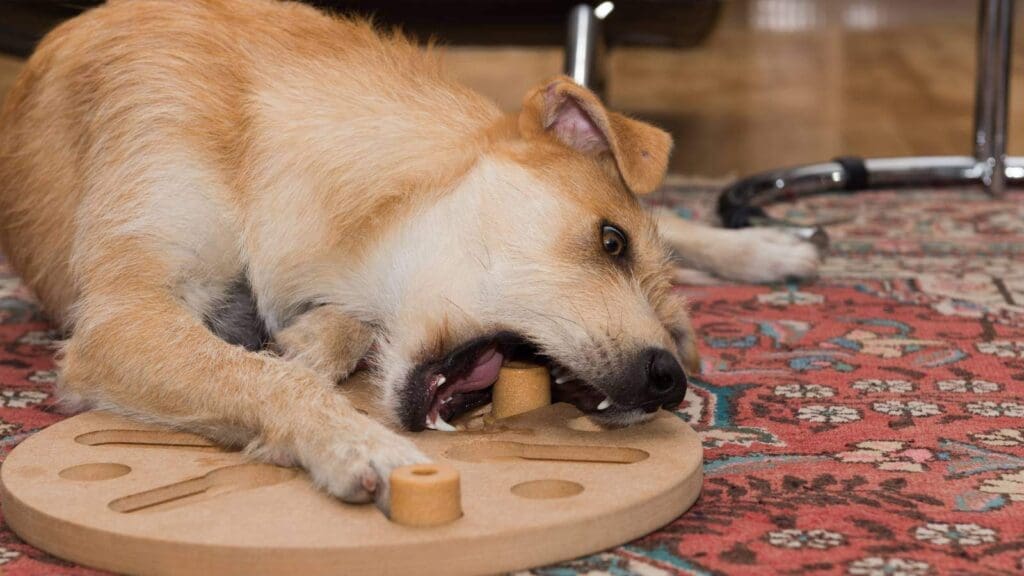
[4,0,1024,178]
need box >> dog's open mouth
[401,331,610,431]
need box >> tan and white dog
[0,0,817,510]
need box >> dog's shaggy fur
[0,0,818,510]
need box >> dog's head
[374,77,699,431]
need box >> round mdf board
[1,404,703,576]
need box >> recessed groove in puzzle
[445,441,649,464]
[76,429,220,450]
[58,463,132,481]
[510,479,584,499]
[108,463,298,513]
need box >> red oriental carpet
[0,185,1023,575]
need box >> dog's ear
[519,76,672,195]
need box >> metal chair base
[718,155,1023,229]
[718,0,1015,229]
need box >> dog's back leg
[62,243,425,511]
[653,208,821,283]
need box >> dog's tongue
[451,347,504,393]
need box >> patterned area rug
[0,185,1023,575]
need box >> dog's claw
[335,467,380,504]
[361,470,379,493]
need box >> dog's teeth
[597,398,612,411]
[428,374,446,394]
[431,416,457,432]
[424,413,450,431]
[555,376,571,385]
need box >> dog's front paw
[302,421,429,514]
[713,228,821,283]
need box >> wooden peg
[491,362,552,419]
[388,463,462,527]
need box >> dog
[0,0,818,511]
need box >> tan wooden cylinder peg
[388,463,462,527]
[491,362,552,419]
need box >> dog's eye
[601,224,627,258]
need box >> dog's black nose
[642,348,687,412]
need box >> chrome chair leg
[564,3,604,90]
[975,0,1014,195]
[718,0,1016,229]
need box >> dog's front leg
[62,284,426,512]
[275,305,375,384]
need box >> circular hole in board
[59,463,132,481]
[411,467,437,477]
[511,479,584,499]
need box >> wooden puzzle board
[1,402,702,576]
